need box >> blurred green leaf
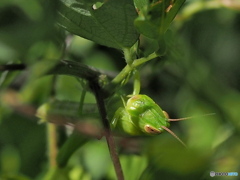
[120,155,147,180]
[79,140,112,179]
[43,167,71,180]
[57,0,139,49]
[134,0,149,10]
[57,132,89,167]
[0,145,20,175]
[20,76,53,104]
[0,0,58,62]
[141,138,212,180]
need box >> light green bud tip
[36,103,50,124]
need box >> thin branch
[90,82,124,180]
[48,60,124,179]
[48,60,101,82]
[0,64,26,71]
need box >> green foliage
[0,0,59,63]
[1,0,240,180]
[134,0,185,39]
[57,0,139,49]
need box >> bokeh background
[0,0,240,179]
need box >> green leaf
[57,0,139,49]
[134,0,149,10]
[134,0,185,39]
[57,132,89,167]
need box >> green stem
[111,52,158,85]
[123,48,133,65]
[78,79,87,115]
[133,70,140,95]
[47,123,58,168]
[47,76,58,169]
